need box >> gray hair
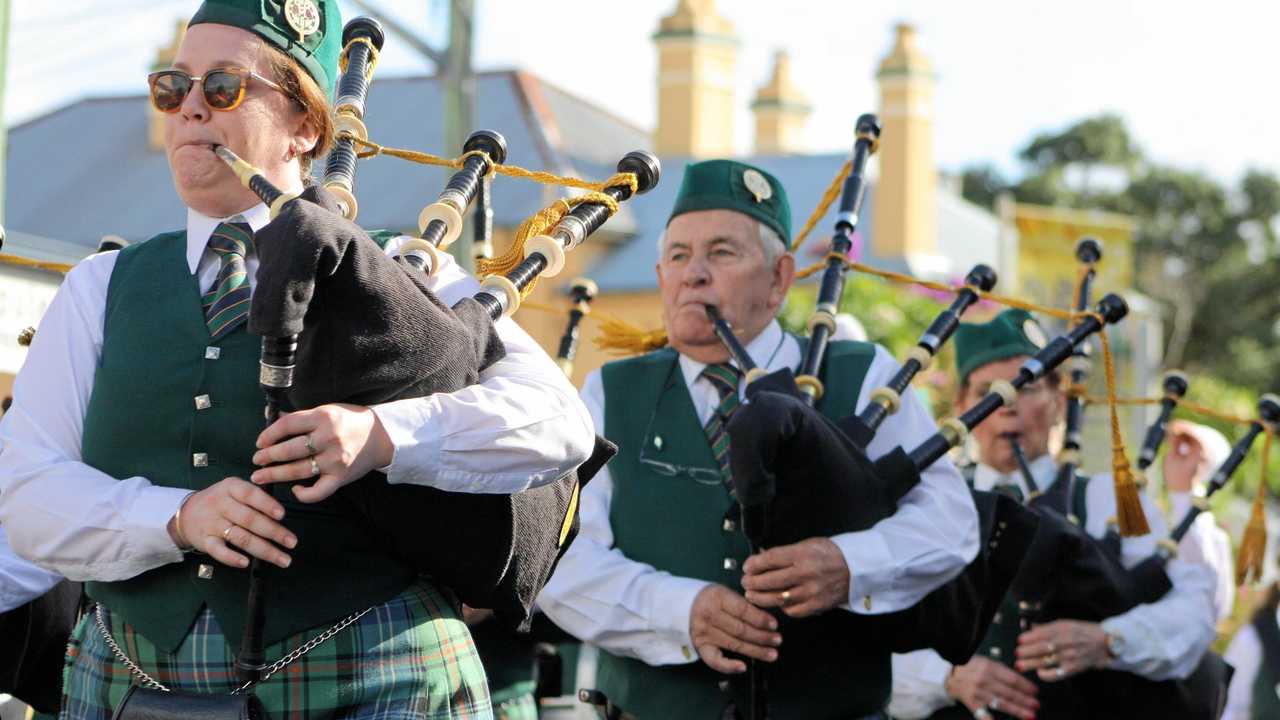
[657,221,787,267]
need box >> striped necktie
[701,362,743,489]
[993,479,1026,504]
[202,221,255,340]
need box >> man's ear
[769,252,795,310]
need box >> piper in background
[889,309,1217,720]
[538,159,979,720]
[1160,419,1235,623]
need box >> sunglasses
[147,66,294,113]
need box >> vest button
[197,563,214,579]
[722,558,738,571]
[205,346,221,360]
[722,518,736,532]
[653,435,663,451]
[993,612,1003,624]
[717,680,730,693]
[194,395,212,410]
[193,453,209,467]
[990,647,1002,659]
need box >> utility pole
[342,0,476,270]
[0,0,12,225]
[442,0,475,271]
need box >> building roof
[2,230,90,266]
[7,69,1001,293]
[589,154,1003,292]
[5,70,651,250]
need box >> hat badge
[743,169,772,204]
[284,0,322,42]
[1022,318,1049,349]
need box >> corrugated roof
[2,230,90,265]
[7,70,1000,290]
[5,71,648,250]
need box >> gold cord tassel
[1099,329,1150,536]
[1236,429,1272,586]
[593,314,668,356]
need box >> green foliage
[957,112,1280,393]
[1020,114,1139,172]
[953,112,1280,509]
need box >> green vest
[964,469,1091,674]
[598,340,884,720]
[82,230,416,653]
[1251,601,1280,720]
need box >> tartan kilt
[60,580,492,720]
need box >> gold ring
[222,525,235,541]
[310,458,321,477]
[1047,641,1057,653]
[780,590,792,604]
[304,434,318,456]
[1045,652,1059,668]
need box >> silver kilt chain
[94,603,374,694]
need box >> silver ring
[1047,641,1057,653]
[310,458,320,477]
[973,709,993,720]
[304,434,318,456]
[1055,666,1066,680]
[989,697,1001,712]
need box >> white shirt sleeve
[0,526,66,613]
[1169,492,1236,624]
[830,346,980,613]
[0,253,192,581]
[1221,621,1261,720]
[888,650,955,719]
[369,246,595,493]
[1085,478,1217,680]
[536,370,708,666]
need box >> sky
[6,0,1279,186]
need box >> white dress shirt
[1167,490,1235,624]
[1222,604,1275,720]
[0,526,63,613]
[889,454,1219,719]
[538,320,980,667]
[0,203,594,582]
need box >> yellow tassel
[1236,430,1273,586]
[1099,329,1150,536]
[592,314,668,356]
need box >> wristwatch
[1104,630,1127,663]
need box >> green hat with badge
[954,308,1050,384]
[668,160,792,247]
[190,0,342,99]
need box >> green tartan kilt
[60,580,492,720]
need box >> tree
[958,114,1280,389]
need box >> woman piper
[0,1,594,718]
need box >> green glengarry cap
[190,0,342,99]
[668,160,791,246]
[954,308,1049,384]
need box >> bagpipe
[211,16,660,681]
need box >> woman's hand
[249,403,394,503]
[168,478,296,569]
